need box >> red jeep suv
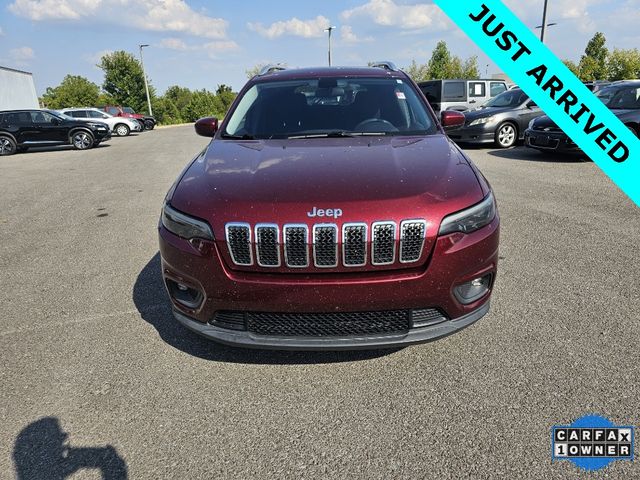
[158,63,499,350]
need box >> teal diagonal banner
[434,0,640,207]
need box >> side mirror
[441,110,465,130]
[526,101,537,109]
[51,118,61,126]
[195,117,219,137]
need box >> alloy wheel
[0,138,16,155]
[73,132,92,150]
[498,124,516,148]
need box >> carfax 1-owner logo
[552,415,634,471]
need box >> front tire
[144,119,155,130]
[114,123,130,136]
[495,122,517,148]
[71,131,94,150]
[0,136,17,156]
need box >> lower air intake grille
[246,310,411,337]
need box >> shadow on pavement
[133,253,401,364]
[24,144,112,155]
[485,146,588,163]
[13,417,127,480]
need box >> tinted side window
[442,82,465,101]
[67,111,81,118]
[7,112,33,124]
[89,110,105,118]
[490,82,507,97]
[419,82,441,103]
[107,107,119,115]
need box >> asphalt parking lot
[1,126,638,479]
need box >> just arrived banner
[434,0,640,207]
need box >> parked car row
[443,80,640,152]
[0,105,157,156]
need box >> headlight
[439,192,496,235]
[468,116,495,126]
[162,203,214,240]
[528,118,537,129]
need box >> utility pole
[139,44,153,116]
[324,26,336,66]
[540,0,549,43]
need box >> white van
[418,79,508,114]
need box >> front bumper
[448,124,496,144]
[158,216,499,350]
[524,129,581,154]
[172,302,490,350]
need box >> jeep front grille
[313,224,338,267]
[400,220,427,263]
[283,225,309,268]
[225,218,427,269]
[372,222,396,265]
[225,223,253,266]
[255,224,280,267]
[342,223,367,266]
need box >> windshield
[122,107,135,114]
[223,77,437,139]
[484,89,528,108]
[49,110,73,120]
[596,85,640,109]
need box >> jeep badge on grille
[307,207,343,219]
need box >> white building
[0,66,39,110]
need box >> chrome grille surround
[312,224,338,268]
[283,224,309,268]
[371,221,397,265]
[255,223,280,267]
[225,222,253,266]
[342,223,367,267]
[399,219,427,263]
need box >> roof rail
[258,64,287,76]
[370,61,399,72]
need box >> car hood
[171,135,485,230]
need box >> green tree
[182,89,220,122]
[428,41,452,79]
[215,84,236,115]
[41,75,100,109]
[562,59,580,76]
[98,51,154,111]
[608,48,640,81]
[578,32,608,81]
[404,59,429,82]
[461,56,480,79]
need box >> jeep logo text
[307,207,343,219]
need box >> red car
[158,63,500,350]
[100,106,156,130]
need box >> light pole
[538,0,555,43]
[139,44,153,116]
[324,26,336,66]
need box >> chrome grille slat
[283,224,309,268]
[342,223,367,267]
[372,221,396,265]
[255,224,280,267]
[226,223,253,266]
[313,224,338,268]
[400,219,427,263]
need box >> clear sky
[1,0,638,95]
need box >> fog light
[454,274,492,304]
[166,279,203,309]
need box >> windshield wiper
[287,131,391,139]
[221,133,255,140]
